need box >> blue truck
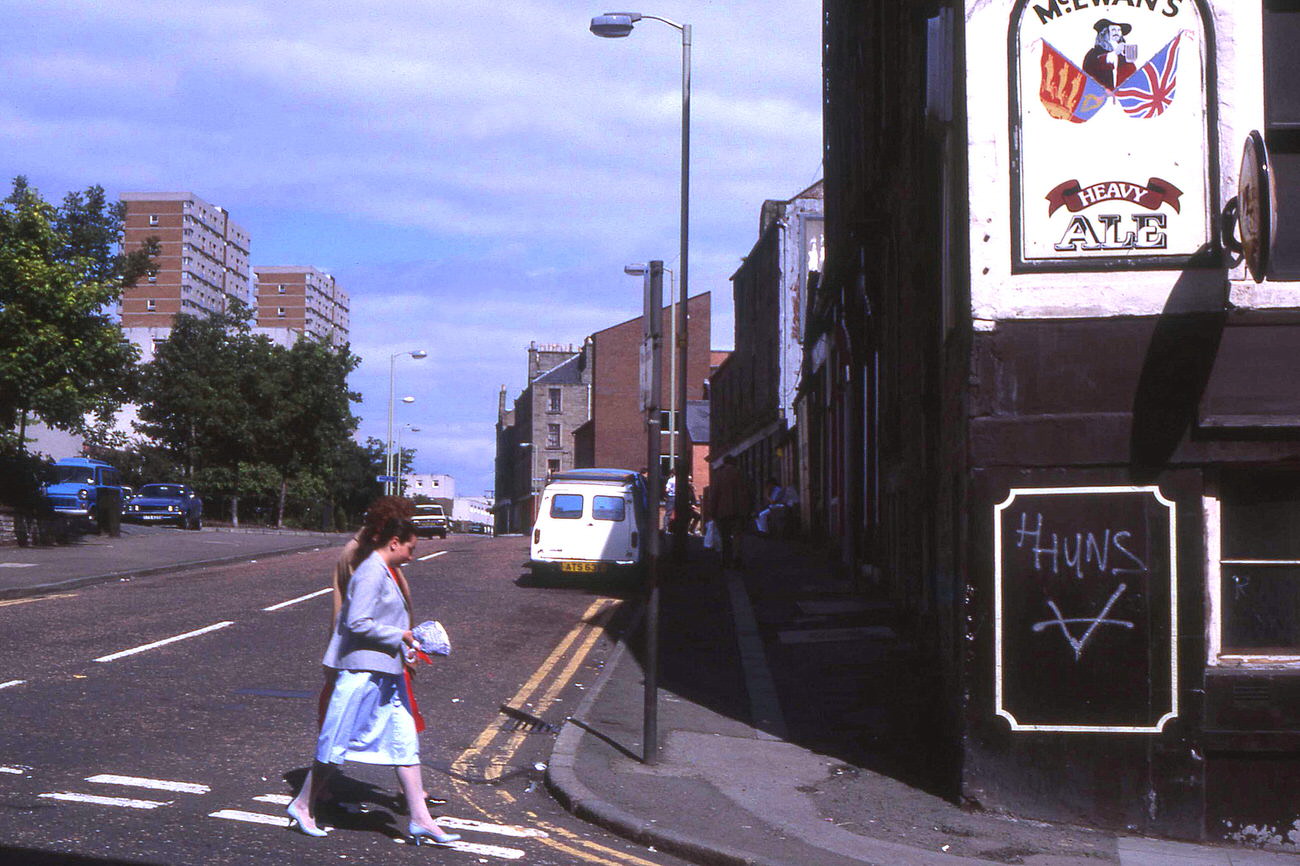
[41,457,125,536]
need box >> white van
[530,469,647,577]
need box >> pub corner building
[911,0,1300,847]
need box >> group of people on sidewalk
[652,457,801,569]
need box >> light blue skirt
[316,670,419,766]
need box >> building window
[146,299,157,311]
[1266,2,1300,277]
[547,459,561,476]
[546,423,561,449]
[548,387,562,413]
[147,270,157,283]
[148,214,159,226]
[278,284,287,294]
[1208,471,1300,664]
[277,307,286,317]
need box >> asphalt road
[0,533,689,866]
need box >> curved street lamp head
[401,396,416,404]
[590,12,642,37]
[624,263,648,275]
[411,350,428,359]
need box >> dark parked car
[41,457,125,536]
[123,483,203,530]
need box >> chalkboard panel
[995,486,1177,733]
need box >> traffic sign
[375,475,399,484]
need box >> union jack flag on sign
[1115,33,1185,119]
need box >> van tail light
[534,529,540,544]
[631,531,639,548]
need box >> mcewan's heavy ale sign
[1010,0,1216,270]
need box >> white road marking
[0,680,26,690]
[253,794,291,805]
[418,550,449,561]
[437,840,526,859]
[0,767,25,775]
[436,816,550,838]
[85,774,210,794]
[40,792,170,809]
[94,621,235,663]
[209,808,291,828]
[262,587,331,611]
[0,563,38,568]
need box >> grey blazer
[321,551,409,675]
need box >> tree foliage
[135,310,367,528]
[0,177,154,446]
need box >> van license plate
[561,562,600,573]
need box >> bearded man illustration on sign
[1082,19,1137,90]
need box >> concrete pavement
[546,534,1300,866]
[0,523,346,599]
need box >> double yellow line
[450,597,662,866]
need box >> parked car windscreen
[592,495,626,522]
[52,466,95,484]
[139,484,186,497]
[550,494,584,519]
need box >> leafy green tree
[0,177,155,451]
[135,306,283,523]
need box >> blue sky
[1,0,823,497]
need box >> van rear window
[592,496,625,521]
[550,494,584,519]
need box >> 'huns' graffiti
[1011,0,1211,268]
[1012,512,1141,661]
[994,486,1177,733]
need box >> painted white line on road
[418,550,449,561]
[433,839,526,860]
[86,774,210,794]
[40,792,170,809]
[437,816,550,838]
[209,808,291,828]
[0,562,38,568]
[262,587,331,612]
[0,767,25,775]
[93,621,235,663]
[0,680,26,690]
[253,794,291,805]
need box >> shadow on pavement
[0,849,165,866]
[622,534,956,801]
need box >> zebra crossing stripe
[253,794,291,805]
[40,792,169,809]
[209,809,292,828]
[402,838,526,859]
[0,767,25,775]
[85,774,210,794]
[437,816,550,838]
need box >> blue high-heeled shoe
[408,821,460,846]
[286,802,328,838]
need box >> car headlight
[77,489,89,500]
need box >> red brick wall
[591,293,711,472]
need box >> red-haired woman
[286,501,459,846]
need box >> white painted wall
[964,1,1292,323]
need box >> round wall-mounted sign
[1239,130,1277,284]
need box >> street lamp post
[591,11,691,561]
[396,424,420,496]
[387,349,427,496]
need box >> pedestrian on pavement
[286,503,460,846]
[702,456,751,568]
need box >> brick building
[585,292,712,476]
[253,266,351,347]
[711,183,822,506]
[801,0,1300,843]
[120,192,251,360]
[494,343,592,533]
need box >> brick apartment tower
[253,266,351,348]
[120,192,252,361]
